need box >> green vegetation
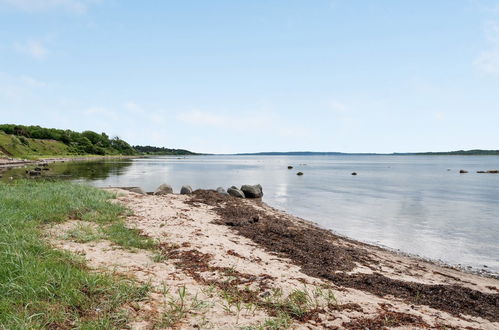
[0,130,71,158]
[0,180,151,328]
[103,222,156,250]
[0,124,135,157]
[0,124,197,159]
[133,145,198,155]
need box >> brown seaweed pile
[187,190,499,322]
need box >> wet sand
[46,189,499,329]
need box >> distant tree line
[415,150,499,156]
[0,124,136,155]
[133,145,197,155]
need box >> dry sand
[45,189,499,329]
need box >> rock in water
[216,187,229,195]
[180,185,193,194]
[241,184,263,198]
[227,186,245,198]
[351,172,357,176]
[129,187,146,195]
[288,166,293,169]
[297,172,304,176]
[154,184,173,195]
[459,170,468,174]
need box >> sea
[4,155,498,274]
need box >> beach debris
[216,187,229,195]
[351,172,358,176]
[288,165,293,169]
[154,183,173,195]
[227,186,245,198]
[129,187,146,195]
[297,172,304,176]
[241,184,263,198]
[459,170,468,174]
[180,185,193,194]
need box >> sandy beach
[43,189,499,329]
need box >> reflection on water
[3,155,498,274]
[1,159,133,182]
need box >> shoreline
[47,188,499,328]
[0,155,140,169]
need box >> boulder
[287,166,293,169]
[227,186,245,198]
[351,172,358,176]
[154,184,173,195]
[459,170,468,174]
[241,184,263,198]
[297,172,304,176]
[216,187,229,195]
[180,185,193,194]
[129,187,146,195]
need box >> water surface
[4,155,498,274]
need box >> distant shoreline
[234,150,499,156]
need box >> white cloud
[474,20,499,76]
[177,109,309,139]
[20,75,46,87]
[474,48,499,75]
[328,100,349,113]
[14,39,48,59]
[0,0,95,13]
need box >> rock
[297,172,304,176]
[477,171,486,173]
[351,172,357,176]
[459,170,468,174]
[154,184,173,195]
[287,166,293,169]
[216,187,229,195]
[487,170,499,174]
[227,186,245,198]
[129,187,146,195]
[241,184,263,198]
[180,185,193,194]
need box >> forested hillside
[0,124,197,159]
[0,124,136,157]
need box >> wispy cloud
[0,0,96,13]
[14,39,48,59]
[20,75,47,87]
[177,109,309,139]
[474,20,499,76]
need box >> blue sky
[1,0,499,153]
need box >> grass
[0,180,151,328]
[103,222,156,250]
[0,131,71,159]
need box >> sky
[1,0,499,154]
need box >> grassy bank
[0,180,152,328]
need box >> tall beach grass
[0,180,149,328]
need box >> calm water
[5,155,498,273]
